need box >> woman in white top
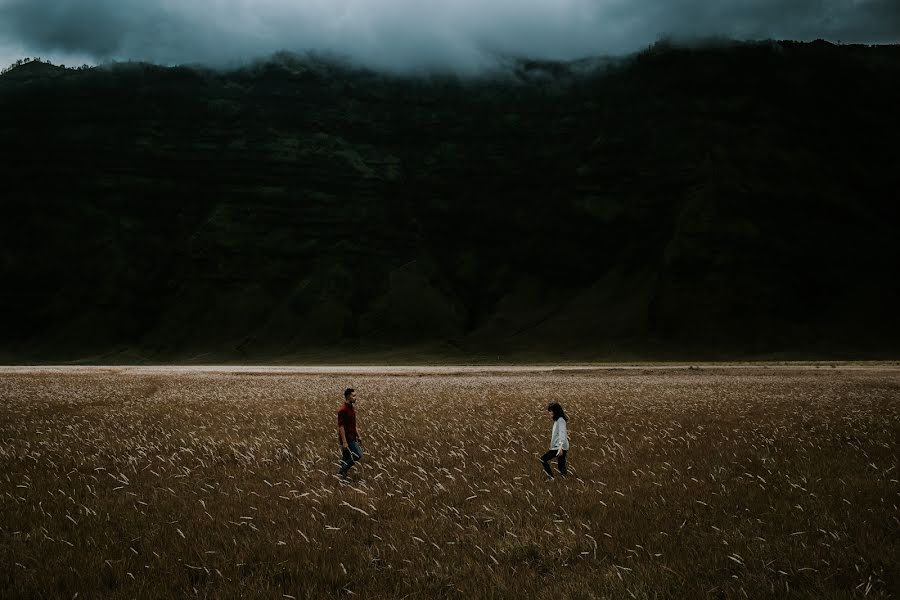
[541,402,569,478]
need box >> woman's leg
[557,450,568,475]
[540,450,556,477]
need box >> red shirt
[337,404,358,443]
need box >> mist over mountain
[1,40,898,363]
[1,0,898,71]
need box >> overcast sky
[1,0,898,72]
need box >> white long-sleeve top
[550,417,569,451]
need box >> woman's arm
[556,419,567,456]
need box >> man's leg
[348,440,363,464]
[340,441,363,477]
[339,446,355,476]
[557,450,568,475]
[540,450,556,478]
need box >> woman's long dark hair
[547,402,568,422]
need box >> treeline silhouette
[1,40,898,362]
[0,57,92,75]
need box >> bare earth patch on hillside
[1,366,898,598]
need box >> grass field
[1,366,898,598]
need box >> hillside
[1,41,898,363]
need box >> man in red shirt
[337,388,362,478]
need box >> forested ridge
[1,40,898,362]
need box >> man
[337,388,362,478]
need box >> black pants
[541,449,568,477]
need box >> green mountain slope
[1,41,898,362]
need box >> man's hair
[547,402,568,422]
[344,388,355,399]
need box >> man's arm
[338,425,348,448]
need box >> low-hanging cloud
[1,0,898,71]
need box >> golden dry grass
[1,366,898,598]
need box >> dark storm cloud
[1,0,897,71]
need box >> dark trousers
[541,449,568,477]
[339,440,363,475]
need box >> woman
[541,402,569,478]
